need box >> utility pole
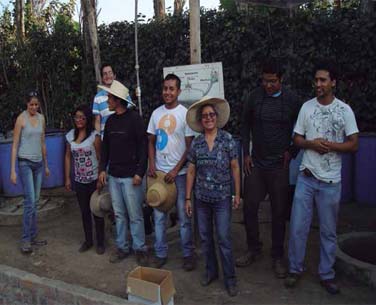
[189,0,201,64]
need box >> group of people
[10,59,358,298]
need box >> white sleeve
[147,111,156,135]
[344,106,359,136]
[65,129,74,143]
[185,122,195,137]
[293,104,306,136]
[92,95,100,115]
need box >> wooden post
[189,0,201,64]
[189,0,201,248]
[15,0,25,44]
[81,0,101,84]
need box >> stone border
[336,232,376,288]
[0,264,139,305]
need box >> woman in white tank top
[10,92,50,254]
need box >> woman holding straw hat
[185,96,241,297]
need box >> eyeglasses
[201,112,217,120]
[73,115,86,121]
[262,79,280,85]
[28,91,38,97]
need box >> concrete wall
[0,264,138,305]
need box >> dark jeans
[243,166,289,258]
[75,181,104,247]
[196,198,236,288]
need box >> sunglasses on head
[28,91,38,97]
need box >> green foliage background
[1,6,375,135]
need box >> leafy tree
[220,0,237,11]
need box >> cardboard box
[127,267,176,305]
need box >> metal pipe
[135,0,142,117]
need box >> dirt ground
[0,188,375,305]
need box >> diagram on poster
[163,62,224,108]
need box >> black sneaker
[200,274,218,287]
[78,242,93,253]
[227,285,238,297]
[320,279,340,295]
[235,251,262,267]
[284,273,301,288]
[96,245,105,255]
[272,258,288,279]
[136,251,149,267]
[151,256,167,269]
[109,248,129,263]
[31,239,48,246]
[182,255,195,271]
[20,242,33,254]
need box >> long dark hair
[72,104,94,142]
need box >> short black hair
[314,60,338,81]
[109,93,129,108]
[100,63,115,77]
[163,74,181,89]
[262,59,283,78]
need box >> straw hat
[97,80,136,106]
[186,96,230,133]
[146,171,177,212]
[90,190,113,218]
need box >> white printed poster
[163,62,225,108]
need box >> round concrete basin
[336,232,376,288]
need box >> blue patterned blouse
[188,129,238,203]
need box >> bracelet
[185,198,191,201]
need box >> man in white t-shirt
[285,61,359,294]
[147,74,195,271]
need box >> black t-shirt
[100,109,147,178]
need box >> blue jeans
[18,159,43,243]
[108,175,147,252]
[153,174,193,258]
[288,172,341,280]
[196,197,236,288]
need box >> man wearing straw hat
[147,74,196,270]
[97,80,149,266]
[92,64,132,138]
[237,60,301,278]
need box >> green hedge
[1,7,375,135]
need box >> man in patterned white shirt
[92,64,132,137]
[285,61,359,294]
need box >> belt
[303,168,333,184]
[303,168,314,177]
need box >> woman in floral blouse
[185,97,241,297]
